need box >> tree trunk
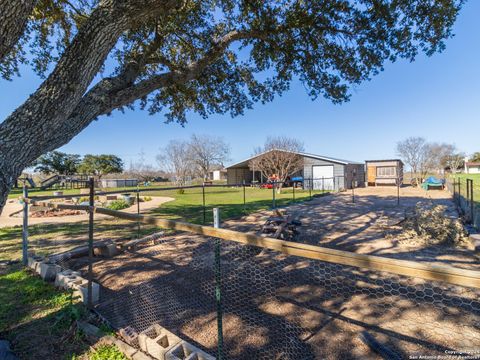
[0,0,37,63]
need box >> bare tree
[396,137,433,186]
[188,135,230,180]
[397,138,463,184]
[249,137,304,192]
[156,140,193,186]
[127,150,165,182]
[439,144,465,174]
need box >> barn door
[312,165,334,190]
[367,166,376,185]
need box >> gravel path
[0,196,174,228]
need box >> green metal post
[243,180,246,214]
[272,182,276,209]
[202,183,206,224]
[213,208,223,359]
[136,186,140,238]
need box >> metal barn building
[226,150,364,190]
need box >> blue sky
[1,1,479,168]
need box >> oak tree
[77,154,124,179]
[0,0,464,212]
[34,151,81,175]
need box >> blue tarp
[422,176,444,190]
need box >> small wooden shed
[365,159,403,186]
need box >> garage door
[312,165,334,190]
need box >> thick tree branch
[0,0,37,62]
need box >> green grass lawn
[143,185,326,225]
[449,173,480,207]
[0,265,90,359]
[2,185,325,262]
[0,219,161,262]
[0,265,124,359]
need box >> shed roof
[226,149,362,169]
[365,159,404,165]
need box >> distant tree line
[157,134,230,186]
[33,152,124,179]
[396,137,478,185]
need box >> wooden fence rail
[27,199,480,289]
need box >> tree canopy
[77,154,124,178]
[0,0,465,212]
[33,151,81,175]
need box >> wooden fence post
[87,178,94,308]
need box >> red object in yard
[260,183,274,189]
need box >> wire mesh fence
[50,232,480,359]
[446,177,480,230]
[20,179,480,360]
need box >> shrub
[142,196,152,202]
[176,189,185,194]
[89,344,127,360]
[106,199,130,211]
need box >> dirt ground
[62,186,480,360]
[225,185,479,270]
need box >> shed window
[376,166,396,177]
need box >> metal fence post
[87,177,94,308]
[309,179,312,200]
[292,181,295,201]
[136,185,140,239]
[213,208,223,359]
[397,177,400,206]
[468,179,474,224]
[202,183,206,225]
[243,180,246,214]
[352,180,355,204]
[22,186,29,266]
[272,181,276,209]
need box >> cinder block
[138,324,181,360]
[165,341,215,360]
[54,270,81,289]
[28,255,44,272]
[120,326,140,347]
[27,255,41,268]
[470,233,480,254]
[93,243,119,258]
[68,278,100,304]
[39,261,62,281]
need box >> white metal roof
[226,149,362,169]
